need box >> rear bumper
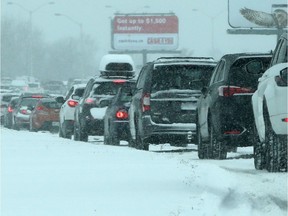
[141,115,196,142]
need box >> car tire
[29,118,37,132]
[73,122,80,141]
[12,117,20,131]
[61,120,72,139]
[253,124,265,170]
[197,122,209,159]
[135,127,149,151]
[264,109,287,172]
[209,122,227,160]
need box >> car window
[20,98,39,107]
[74,88,85,97]
[92,82,121,96]
[42,101,62,109]
[151,64,215,92]
[228,57,271,89]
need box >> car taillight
[142,93,150,112]
[116,109,128,120]
[282,118,288,123]
[275,67,288,86]
[20,109,28,114]
[68,100,78,107]
[113,79,126,84]
[36,106,44,111]
[85,98,95,104]
[7,106,13,113]
[218,86,254,97]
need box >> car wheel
[197,122,209,159]
[253,124,265,170]
[265,113,287,172]
[12,117,20,131]
[29,118,37,132]
[73,122,80,141]
[59,123,64,137]
[62,120,72,139]
[135,126,149,151]
[209,123,227,159]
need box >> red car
[29,98,62,132]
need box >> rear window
[74,88,85,97]
[152,64,215,91]
[42,101,62,109]
[228,57,271,89]
[119,83,136,102]
[92,82,125,96]
[20,98,39,107]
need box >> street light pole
[192,9,225,55]
[54,13,84,79]
[7,1,55,79]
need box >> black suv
[129,57,218,150]
[73,76,136,142]
[196,53,272,159]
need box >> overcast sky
[1,0,284,65]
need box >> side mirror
[55,96,65,104]
[245,60,264,74]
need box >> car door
[198,59,226,139]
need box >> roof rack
[156,56,215,62]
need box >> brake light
[85,98,95,104]
[68,100,78,107]
[218,86,254,97]
[142,93,150,112]
[113,79,126,84]
[224,130,241,135]
[36,106,44,111]
[31,95,44,98]
[116,109,128,120]
[7,106,13,113]
[20,109,28,114]
[282,118,288,123]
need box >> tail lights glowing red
[7,106,13,113]
[36,106,44,111]
[113,79,126,84]
[224,130,241,135]
[116,109,128,120]
[85,98,95,104]
[282,118,288,123]
[20,109,28,114]
[218,86,254,97]
[142,93,150,112]
[68,100,78,107]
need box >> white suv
[252,33,288,172]
[59,84,86,139]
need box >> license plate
[52,122,60,126]
[181,102,196,110]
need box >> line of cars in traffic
[1,34,287,173]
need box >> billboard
[228,0,287,29]
[112,14,179,50]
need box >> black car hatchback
[103,82,136,146]
[129,57,218,150]
[196,53,272,159]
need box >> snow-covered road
[1,128,287,216]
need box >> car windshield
[152,64,215,92]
